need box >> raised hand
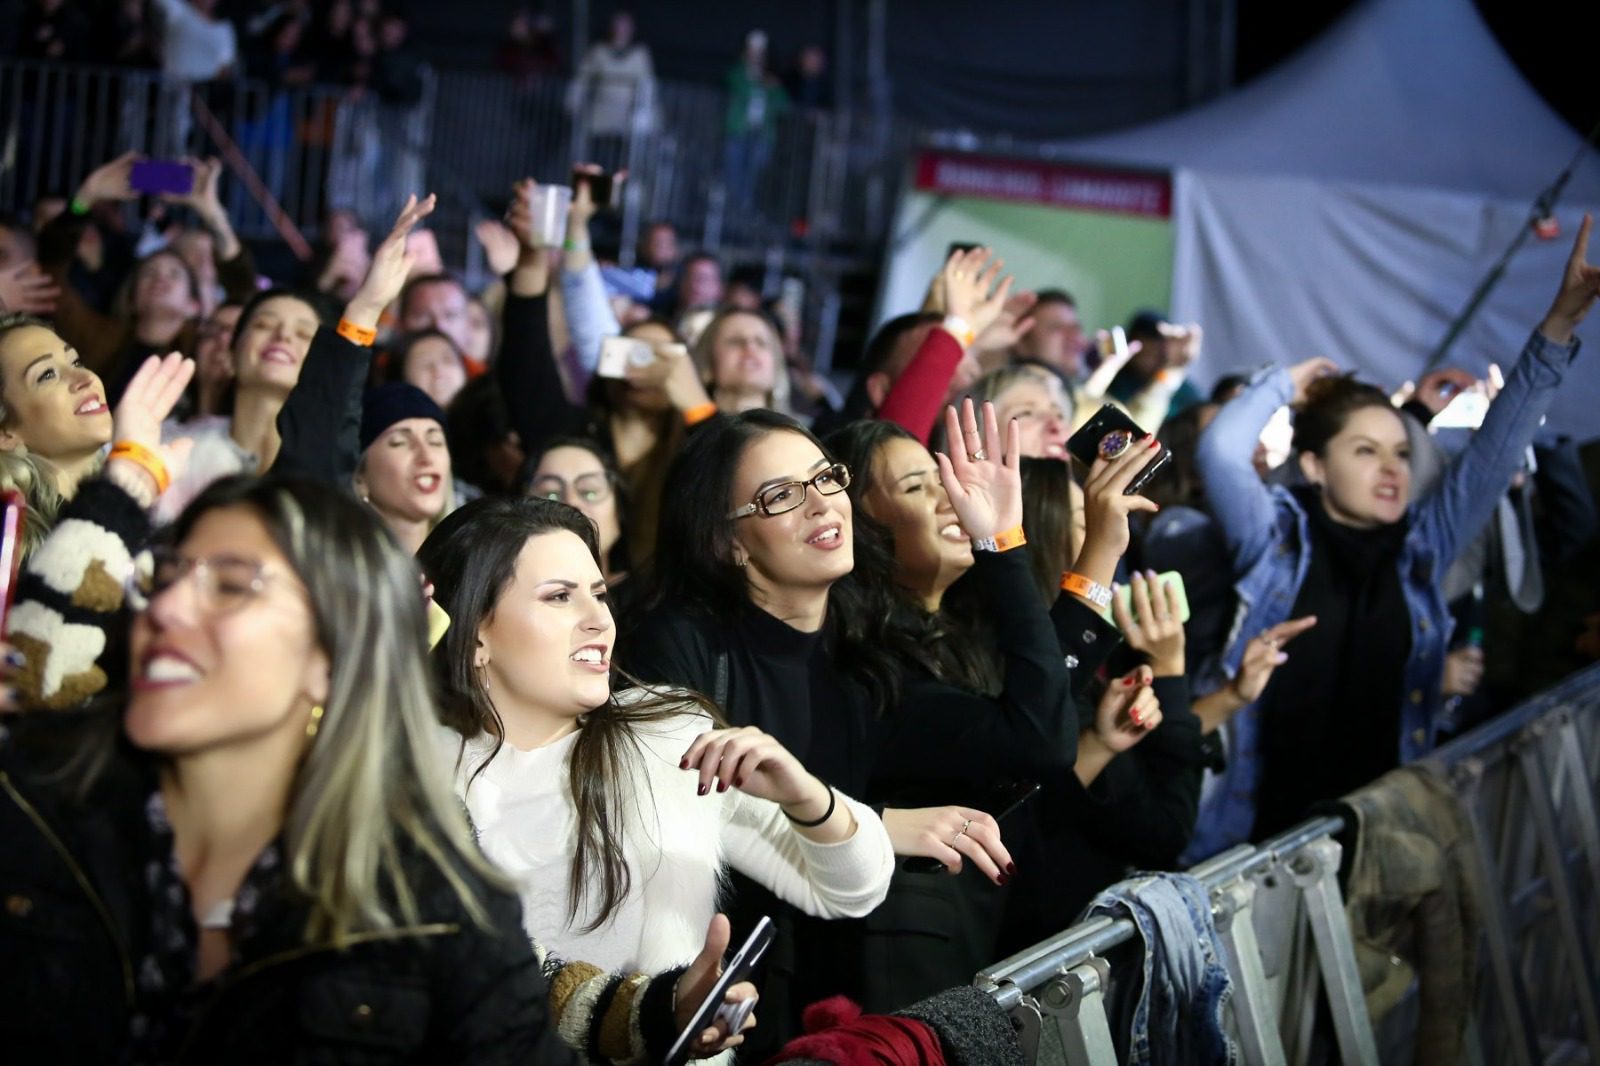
[624,341,712,411]
[935,399,1023,541]
[74,151,142,208]
[113,352,196,450]
[942,248,1015,341]
[1089,664,1163,755]
[1071,432,1162,581]
[881,806,1011,884]
[0,262,60,316]
[1412,367,1478,416]
[674,914,759,1058]
[1288,356,1339,406]
[1542,213,1600,344]
[1111,571,1186,677]
[473,218,521,277]
[1229,616,1317,703]
[973,289,1039,354]
[344,193,437,328]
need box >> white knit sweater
[446,700,893,974]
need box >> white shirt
[446,701,894,973]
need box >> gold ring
[969,449,988,462]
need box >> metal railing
[0,59,434,251]
[977,662,1600,1065]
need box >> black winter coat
[0,714,577,1065]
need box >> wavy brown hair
[419,494,720,932]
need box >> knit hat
[360,382,447,452]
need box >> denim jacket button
[1412,728,1426,745]
[1418,618,1430,632]
[1409,689,1424,704]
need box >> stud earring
[306,704,325,738]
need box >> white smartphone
[664,916,773,1066]
[1431,389,1490,431]
[596,335,656,379]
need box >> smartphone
[596,336,657,379]
[902,780,1041,874]
[1431,390,1489,431]
[1066,404,1172,495]
[946,241,981,262]
[0,490,25,638]
[664,916,774,1066]
[129,160,195,197]
[1098,325,1130,362]
[1102,570,1192,628]
[571,167,618,208]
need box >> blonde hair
[692,307,794,415]
[170,475,507,943]
[0,313,103,559]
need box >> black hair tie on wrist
[785,784,836,828]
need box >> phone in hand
[0,490,26,638]
[1097,325,1130,362]
[571,167,619,208]
[129,160,195,197]
[596,336,657,379]
[665,916,773,1066]
[901,780,1041,875]
[945,241,981,262]
[1103,570,1192,627]
[1066,404,1172,495]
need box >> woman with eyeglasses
[0,460,581,1061]
[522,436,630,588]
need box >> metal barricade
[974,662,1600,1066]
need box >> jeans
[1085,873,1238,1066]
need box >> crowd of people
[0,52,1598,1058]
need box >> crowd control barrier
[974,661,1600,1065]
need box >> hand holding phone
[596,336,657,379]
[666,916,772,1066]
[1066,404,1171,496]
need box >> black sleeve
[1531,437,1598,566]
[872,550,1078,791]
[617,605,720,699]
[1072,675,1206,868]
[497,290,589,461]
[271,326,371,486]
[1050,590,1122,695]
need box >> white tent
[1054,0,1600,437]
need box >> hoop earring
[306,704,325,738]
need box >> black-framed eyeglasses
[126,548,278,616]
[528,472,614,506]
[729,463,851,519]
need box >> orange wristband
[1061,571,1112,609]
[336,318,377,347]
[682,401,718,427]
[974,524,1026,553]
[108,440,171,495]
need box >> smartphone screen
[129,160,195,196]
[0,490,26,638]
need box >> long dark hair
[648,410,902,714]
[419,494,717,932]
[1019,457,1076,607]
[825,419,1001,697]
[1146,402,1215,512]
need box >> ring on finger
[969,448,988,462]
[949,818,973,847]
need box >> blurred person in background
[566,9,656,171]
[723,29,789,215]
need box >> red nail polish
[1006,862,1017,875]
[1148,438,1160,450]
[735,777,745,788]
[697,783,709,796]
[1124,676,1136,686]
[998,873,1010,886]
[679,758,689,770]
[717,780,729,793]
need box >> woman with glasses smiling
[522,436,631,589]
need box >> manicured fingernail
[1006,862,1017,875]
[697,783,709,796]
[3,650,24,669]
[735,776,745,788]
[679,758,689,770]
[1124,676,1136,686]
[717,780,729,793]
[998,874,1010,886]
[1145,569,1158,581]
[1148,438,1160,449]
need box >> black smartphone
[572,167,618,208]
[664,916,773,1065]
[901,780,1042,875]
[946,240,981,261]
[1066,403,1172,495]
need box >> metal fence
[977,661,1600,1065]
[0,59,434,254]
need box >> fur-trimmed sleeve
[8,479,151,709]
[537,936,688,1066]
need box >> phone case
[129,160,195,196]
[1101,570,1193,627]
[1066,404,1171,495]
[596,337,655,379]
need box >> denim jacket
[1188,329,1580,859]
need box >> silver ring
[950,819,973,847]
[969,449,988,462]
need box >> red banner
[914,150,1172,219]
